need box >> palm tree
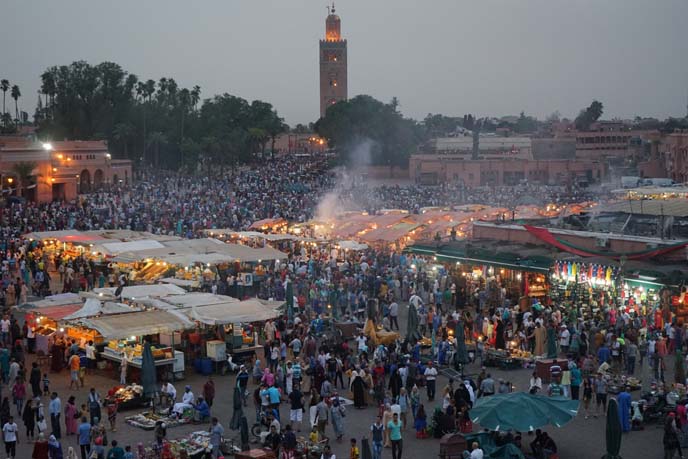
[112,123,134,158]
[10,161,37,198]
[146,131,167,167]
[0,79,9,125]
[10,85,20,126]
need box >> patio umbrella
[286,280,294,322]
[406,304,422,343]
[141,341,157,400]
[240,416,250,451]
[603,398,622,459]
[453,320,469,373]
[470,392,579,432]
[361,437,372,459]
[230,383,244,430]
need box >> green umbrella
[141,341,157,400]
[406,304,422,343]
[470,392,579,432]
[286,280,294,322]
[603,398,622,459]
[453,320,469,374]
[676,350,685,384]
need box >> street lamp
[42,143,53,151]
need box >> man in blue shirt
[192,396,211,422]
[597,343,611,364]
[78,417,91,459]
[49,392,62,439]
[261,385,281,421]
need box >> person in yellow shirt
[309,426,319,444]
[350,438,360,459]
[68,353,81,390]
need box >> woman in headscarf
[329,396,346,442]
[349,367,367,409]
[381,404,393,448]
[388,368,402,401]
[546,322,558,358]
[0,397,10,427]
[48,434,64,459]
[50,340,65,373]
[534,323,546,357]
[64,396,78,436]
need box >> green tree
[314,95,423,167]
[10,85,20,126]
[112,123,134,159]
[0,79,9,124]
[146,131,167,167]
[10,161,37,198]
[575,100,604,131]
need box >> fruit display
[106,384,148,410]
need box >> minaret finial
[331,2,335,14]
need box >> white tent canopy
[62,298,141,320]
[185,299,283,325]
[338,240,369,251]
[93,284,187,300]
[76,310,194,340]
[95,239,165,255]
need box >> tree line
[35,61,287,171]
[0,79,25,133]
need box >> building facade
[319,4,347,118]
[661,131,688,183]
[427,135,533,160]
[0,139,132,202]
[408,154,607,187]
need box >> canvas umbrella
[240,416,250,451]
[230,382,244,430]
[470,392,579,432]
[406,304,422,343]
[453,320,469,373]
[286,280,294,322]
[141,341,157,400]
[603,398,622,459]
[361,437,372,459]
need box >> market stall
[74,310,192,377]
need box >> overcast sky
[3,0,688,125]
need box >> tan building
[427,135,533,160]
[661,131,688,183]
[409,154,606,187]
[319,4,348,118]
[272,133,327,155]
[0,139,132,202]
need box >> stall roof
[156,293,239,308]
[338,240,369,251]
[62,298,141,320]
[21,293,82,309]
[158,278,200,288]
[185,299,283,325]
[24,230,108,243]
[29,304,83,320]
[93,284,187,300]
[77,310,194,340]
[96,239,165,255]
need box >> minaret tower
[319,2,348,118]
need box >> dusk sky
[4,0,688,125]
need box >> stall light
[52,167,57,172]
[432,266,437,271]
[130,336,136,341]
[57,153,64,159]
[433,256,437,261]
[92,251,97,256]
[59,328,64,332]
[98,292,103,297]
[516,274,522,280]
[456,261,461,266]
[638,286,644,292]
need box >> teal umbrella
[603,398,622,459]
[286,280,294,322]
[470,392,579,432]
[463,432,525,459]
[406,304,422,343]
[141,341,157,400]
[454,320,469,366]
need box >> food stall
[105,384,148,410]
[183,298,284,367]
[25,298,84,353]
[74,310,192,378]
